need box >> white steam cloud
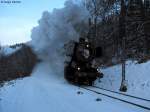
[30,0,90,75]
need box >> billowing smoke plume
[30,0,90,75]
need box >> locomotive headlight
[97,68,99,72]
[86,44,89,48]
[77,67,81,71]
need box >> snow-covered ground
[96,61,150,99]
[0,62,149,112]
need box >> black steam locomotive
[64,37,103,86]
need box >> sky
[0,0,66,45]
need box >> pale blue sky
[0,0,66,45]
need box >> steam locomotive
[64,37,103,86]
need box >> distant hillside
[0,44,38,85]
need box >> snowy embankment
[96,61,150,99]
[0,62,148,112]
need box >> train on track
[64,37,103,85]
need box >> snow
[96,61,150,99]
[0,62,149,112]
[87,86,150,108]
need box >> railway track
[80,86,150,111]
[92,86,150,102]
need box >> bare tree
[84,0,117,22]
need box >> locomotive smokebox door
[75,38,95,62]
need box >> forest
[80,0,150,66]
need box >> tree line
[80,0,150,65]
